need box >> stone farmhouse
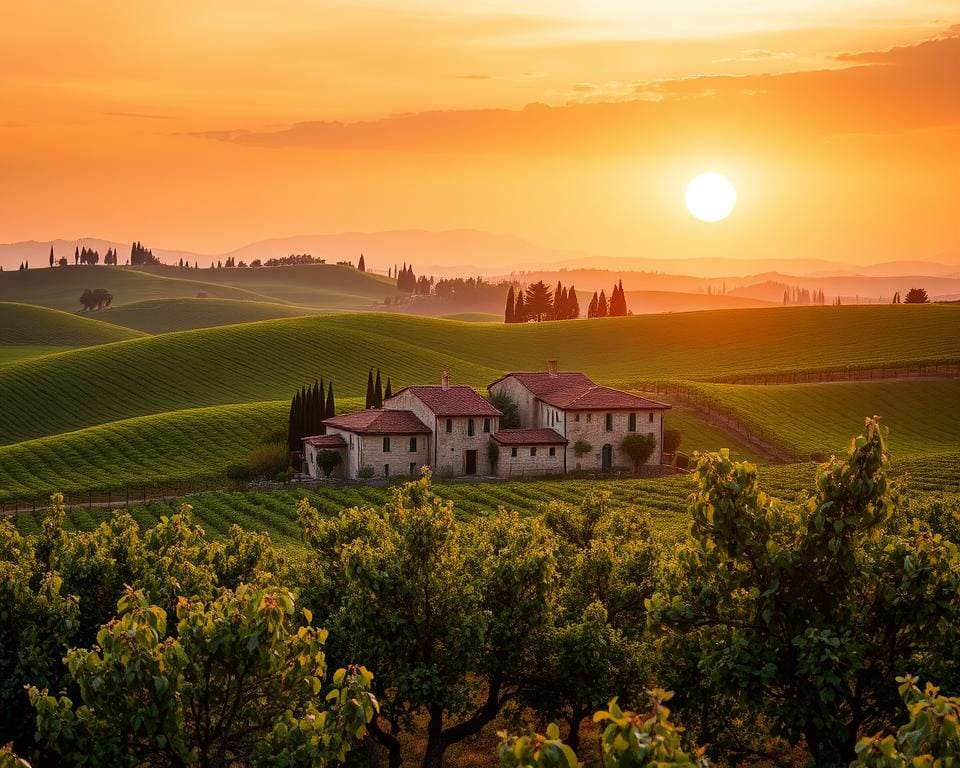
[302,362,670,480]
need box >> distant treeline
[505,279,628,323]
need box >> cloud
[714,49,797,63]
[455,74,490,80]
[188,29,960,155]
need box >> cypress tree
[588,292,598,318]
[568,286,580,319]
[384,377,392,400]
[49,247,54,268]
[358,254,366,272]
[597,290,608,318]
[514,291,526,323]
[504,285,515,323]
[74,246,79,264]
[374,369,383,408]
[288,392,299,452]
[554,281,563,320]
[326,380,335,418]
[366,369,375,409]
[312,380,323,435]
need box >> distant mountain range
[1,230,957,288]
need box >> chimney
[441,371,450,390]
[547,360,558,377]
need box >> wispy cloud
[714,49,797,63]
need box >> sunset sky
[1,1,958,265]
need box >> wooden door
[465,450,477,475]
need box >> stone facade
[562,409,663,471]
[495,442,565,477]
[320,427,431,480]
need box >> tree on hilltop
[525,280,553,322]
[904,287,929,304]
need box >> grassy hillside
[684,379,960,458]
[100,297,318,333]
[1,305,957,445]
[0,396,366,503]
[662,406,767,463]
[0,263,397,312]
[0,302,145,347]
[0,345,75,366]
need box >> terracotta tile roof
[492,372,670,411]
[493,428,568,446]
[389,385,502,417]
[323,409,432,435]
[303,434,347,448]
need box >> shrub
[573,439,592,457]
[248,441,290,479]
[662,428,682,454]
[274,467,295,483]
[316,449,342,477]
[620,433,657,472]
[488,440,500,469]
[357,465,375,480]
[490,392,521,428]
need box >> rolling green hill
[0,263,398,313]
[682,379,960,459]
[1,305,957,445]
[99,297,319,334]
[0,302,145,347]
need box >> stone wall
[563,409,662,470]
[495,443,565,477]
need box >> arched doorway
[601,443,613,471]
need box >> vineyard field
[2,305,958,445]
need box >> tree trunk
[566,710,586,754]
[422,705,446,768]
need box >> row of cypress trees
[365,368,393,408]
[287,379,336,452]
[586,281,629,318]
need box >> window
[549,446,555,457]
[530,447,537,457]
[649,412,655,423]
[445,418,452,433]
[586,413,592,423]
[409,437,417,452]
[483,418,491,433]
[384,464,390,477]
[349,435,354,447]
[468,418,475,437]
[383,436,391,452]
[511,447,518,457]
[628,413,637,432]
[605,413,613,431]
[575,413,580,422]
[409,462,416,475]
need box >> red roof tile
[493,428,568,446]
[389,385,502,417]
[303,434,347,448]
[323,409,431,435]
[492,372,670,411]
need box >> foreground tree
[297,473,557,768]
[646,418,960,766]
[30,586,377,767]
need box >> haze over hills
[2,230,957,281]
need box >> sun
[685,172,737,222]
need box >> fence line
[701,359,960,386]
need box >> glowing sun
[685,173,737,222]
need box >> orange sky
[0,1,958,264]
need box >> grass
[0,397,366,502]
[0,345,75,366]
[440,313,501,322]
[0,263,398,312]
[662,406,768,463]
[99,297,320,334]
[2,305,957,445]
[681,379,960,459]
[0,302,144,346]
